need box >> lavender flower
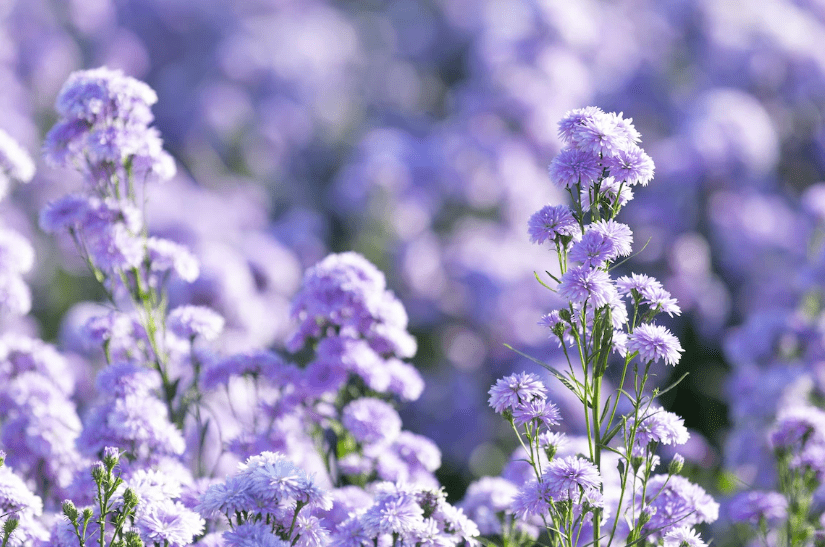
[558,265,617,308]
[605,145,655,186]
[548,147,602,189]
[589,220,633,258]
[728,491,787,524]
[569,230,616,268]
[223,522,290,547]
[626,323,683,366]
[167,305,225,340]
[663,527,707,547]
[542,456,602,502]
[770,406,825,450]
[136,499,205,547]
[488,372,547,414]
[512,398,561,429]
[458,477,518,535]
[629,407,690,455]
[527,205,577,245]
[641,475,718,537]
[360,485,424,537]
[557,107,605,145]
[146,237,200,282]
[571,110,631,157]
[512,479,554,518]
[341,398,402,446]
[616,273,662,296]
[38,195,91,233]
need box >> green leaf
[653,372,690,399]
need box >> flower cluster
[483,108,710,547]
[44,67,175,190]
[198,451,331,546]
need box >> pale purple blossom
[527,205,578,245]
[627,323,683,366]
[342,398,402,446]
[558,265,616,308]
[167,305,225,340]
[488,372,547,414]
[548,147,602,189]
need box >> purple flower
[512,398,561,430]
[386,358,424,402]
[167,305,225,340]
[728,491,787,524]
[605,144,655,186]
[663,527,706,547]
[569,230,616,268]
[558,265,616,308]
[641,475,718,537]
[391,431,441,473]
[56,67,157,125]
[458,477,518,535]
[616,273,662,296]
[641,286,682,317]
[627,323,683,366]
[629,407,690,455]
[527,205,578,245]
[288,252,415,358]
[86,224,145,272]
[196,476,254,519]
[589,220,633,257]
[146,238,200,282]
[136,499,205,547]
[548,147,602,189]
[223,522,290,547]
[341,398,402,446]
[512,479,553,518]
[542,456,601,502]
[770,406,825,450]
[488,372,547,414]
[39,195,91,233]
[557,106,604,145]
[571,110,633,157]
[360,484,424,537]
[293,515,331,547]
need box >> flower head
[548,147,602,189]
[627,323,683,366]
[527,205,578,245]
[488,372,547,414]
[558,265,617,308]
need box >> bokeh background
[2,0,824,510]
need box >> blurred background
[2,0,824,505]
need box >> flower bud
[630,456,644,472]
[3,517,18,536]
[102,447,120,470]
[82,508,94,522]
[91,462,106,483]
[122,488,139,509]
[62,500,79,522]
[668,454,685,475]
[0,450,6,468]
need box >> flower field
[0,0,822,545]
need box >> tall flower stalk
[487,107,717,547]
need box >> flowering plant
[483,107,717,547]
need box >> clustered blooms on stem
[478,107,716,547]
